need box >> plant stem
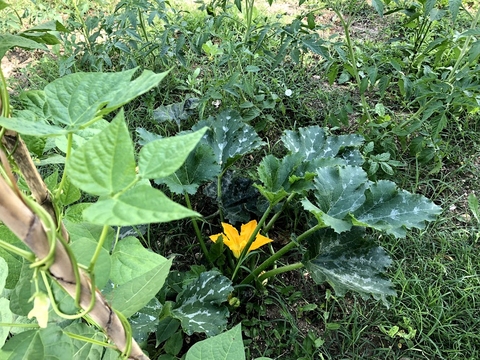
[258,262,304,283]
[0,68,10,117]
[54,132,73,202]
[184,192,212,266]
[0,239,35,262]
[263,193,296,233]
[243,0,255,44]
[447,6,480,83]
[334,7,372,124]
[89,225,110,272]
[240,223,323,285]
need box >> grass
[1,0,480,359]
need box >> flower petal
[222,222,240,243]
[240,220,258,241]
[209,233,222,243]
[249,233,273,252]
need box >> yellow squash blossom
[209,220,272,258]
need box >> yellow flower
[209,220,272,258]
[28,292,50,328]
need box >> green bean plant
[0,22,243,357]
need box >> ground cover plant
[0,0,479,359]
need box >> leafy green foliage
[130,297,162,344]
[108,237,172,318]
[63,322,111,359]
[0,325,73,359]
[0,226,27,288]
[0,68,169,136]
[139,128,208,179]
[304,228,396,306]
[0,258,12,348]
[70,238,111,289]
[156,143,221,195]
[185,324,245,360]
[171,271,233,336]
[193,110,264,166]
[68,111,136,196]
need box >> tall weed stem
[334,8,372,124]
[184,192,212,266]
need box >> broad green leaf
[63,204,91,223]
[371,0,384,16]
[102,348,121,359]
[304,228,396,306]
[281,126,364,161]
[83,184,200,226]
[0,110,68,136]
[0,226,27,288]
[352,181,442,237]
[67,110,136,196]
[193,110,264,166]
[130,297,162,344]
[56,119,110,153]
[257,154,301,194]
[139,127,207,179]
[468,40,480,64]
[110,257,172,318]
[58,175,81,206]
[0,325,73,359]
[23,135,46,158]
[172,271,233,337]
[302,199,352,233]
[9,263,34,316]
[44,68,168,129]
[0,1,9,11]
[19,90,47,117]
[64,322,106,360]
[156,317,181,346]
[0,257,7,292]
[0,297,12,348]
[136,127,162,146]
[70,238,111,290]
[311,166,368,219]
[256,153,318,203]
[449,0,461,23]
[64,220,114,251]
[0,258,13,348]
[300,37,329,59]
[101,69,169,115]
[157,143,221,195]
[185,323,245,360]
[110,237,169,285]
[22,20,68,33]
[424,0,436,16]
[0,34,48,59]
[204,172,262,224]
[164,330,183,356]
[153,98,199,127]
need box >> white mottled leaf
[304,228,396,306]
[352,180,442,237]
[281,126,364,161]
[172,271,233,337]
[193,110,264,166]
